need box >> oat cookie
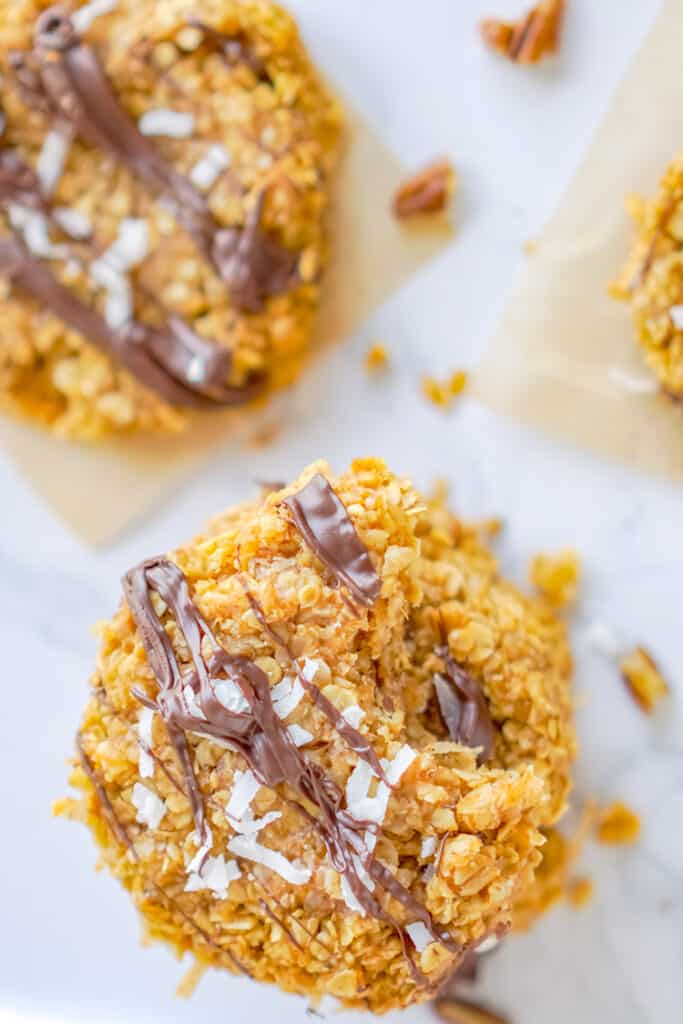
[59,459,575,1012]
[0,1,341,438]
[612,155,683,401]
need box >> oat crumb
[176,959,207,998]
[365,343,389,373]
[481,0,565,64]
[619,646,670,713]
[596,802,641,846]
[567,876,594,909]
[529,549,580,608]
[422,370,468,410]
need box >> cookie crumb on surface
[176,959,207,998]
[422,370,468,410]
[529,549,580,608]
[365,343,389,372]
[392,159,455,220]
[433,996,510,1024]
[596,802,641,846]
[567,876,594,909]
[619,646,670,713]
[480,0,565,64]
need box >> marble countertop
[1,1,681,1022]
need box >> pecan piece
[392,159,455,219]
[481,0,565,64]
[619,646,670,713]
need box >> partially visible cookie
[612,155,683,401]
[0,1,342,438]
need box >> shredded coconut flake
[301,658,322,683]
[139,109,196,138]
[226,769,261,822]
[137,708,155,779]
[185,855,241,898]
[288,724,313,747]
[9,204,68,260]
[670,304,683,329]
[104,279,133,330]
[231,809,282,836]
[214,678,250,714]
[383,744,417,786]
[72,0,118,32]
[420,836,437,859]
[271,676,304,719]
[190,144,231,191]
[227,833,311,885]
[406,921,433,953]
[104,218,149,272]
[583,620,622,659]
[607,366,658,395]
[186,826,214,875]
[131,783,166,829]
[53,207,92,239]
[345,745,416,827]
[476,935,500,954]
[342,704,365,729]
[36,128,72,196]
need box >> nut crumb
[422,370,468,410]
[365,343,389,373]
[247,421,282,449]
[176,959,207,998]
[434,997,510,1024]
[567,876,594,909]
[596,802,641,846]
[393,159,455,219]
[529,549,580,608]
[481,0,565,64]
[619,646,670,713]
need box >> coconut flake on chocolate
[137,707,155,779]
[138,109,196,139]
[406,920,433,952]
[284,474,382,607]
[36,126,72,195]
[190,144,231,191]
[434,651,495,765]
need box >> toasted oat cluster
[58,459,575,1012]
[612,155,683,400]
[0,0,341,439]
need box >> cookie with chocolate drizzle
[59,459,576,1012]
[0,0,341,437]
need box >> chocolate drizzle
[0,148,262,406]
[433,650,495,765]
[121,554,457,984]
[13,7,299,313]
[284,474,382,607]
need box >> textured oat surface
[612,155,683,400]
[59,458,575,1013]
[0,0,341,438]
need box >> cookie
[58,459,576,1012]
[0,1,342,438]
[612,154,683,401]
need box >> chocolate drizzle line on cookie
[19,7,300,311]
[433,649,495,765]
[284,474,383,607]
[121,555,457,984]
[0,148,264,406]
[76,732,250,977]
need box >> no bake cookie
[0,1,341,438]
[59,459,575,1012]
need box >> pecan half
[392,159,455,219]
[481,0,565,64]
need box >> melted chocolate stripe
[26,7,299,313]
[241,580,389,784]
[283,474,382,607]
[434,649,495,765]
[122,556,453,983]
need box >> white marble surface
[1,1,681,1022]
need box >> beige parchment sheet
[475,0,683,483]
[0,112,450,545]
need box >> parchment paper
[0,112,450,544]
[475,0,683,483]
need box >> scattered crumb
[523,239,538,255]
[392,159,456,219]
[480,0,565,64]
[567,876,594,909]
[529,549,580,608]
[619,646,670,713]
[247,422,283,449]
[434,996,510,1024]
[176,959,207,998]
[422,370,468,410]
[365,343,389,373]
[478,517,504,538]
[596,802,641,846]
